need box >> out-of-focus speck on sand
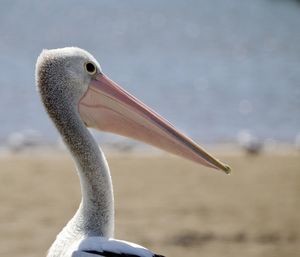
[0,150,299,257]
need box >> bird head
[36,47,230,174]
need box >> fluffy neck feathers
[37,59,114,237]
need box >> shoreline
[0,142,299,158]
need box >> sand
[0,150,299,257]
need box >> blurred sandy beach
[0,149,299,257]
[0,1,299,256]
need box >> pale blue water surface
[0,0,299,145]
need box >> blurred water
[0,0,299,144]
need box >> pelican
[35,47,230,257]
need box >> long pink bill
[79,74,231,174]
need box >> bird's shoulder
[71,236,165,257]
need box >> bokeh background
[0,0,300,146]
[0,1,299,257]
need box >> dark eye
[84,62,97,75]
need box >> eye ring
[84,62,97,75]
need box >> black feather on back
[83,250,165,257]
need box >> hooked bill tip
[222,164,232,175]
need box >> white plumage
[71,237,163,257]
[36,47,229,257]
